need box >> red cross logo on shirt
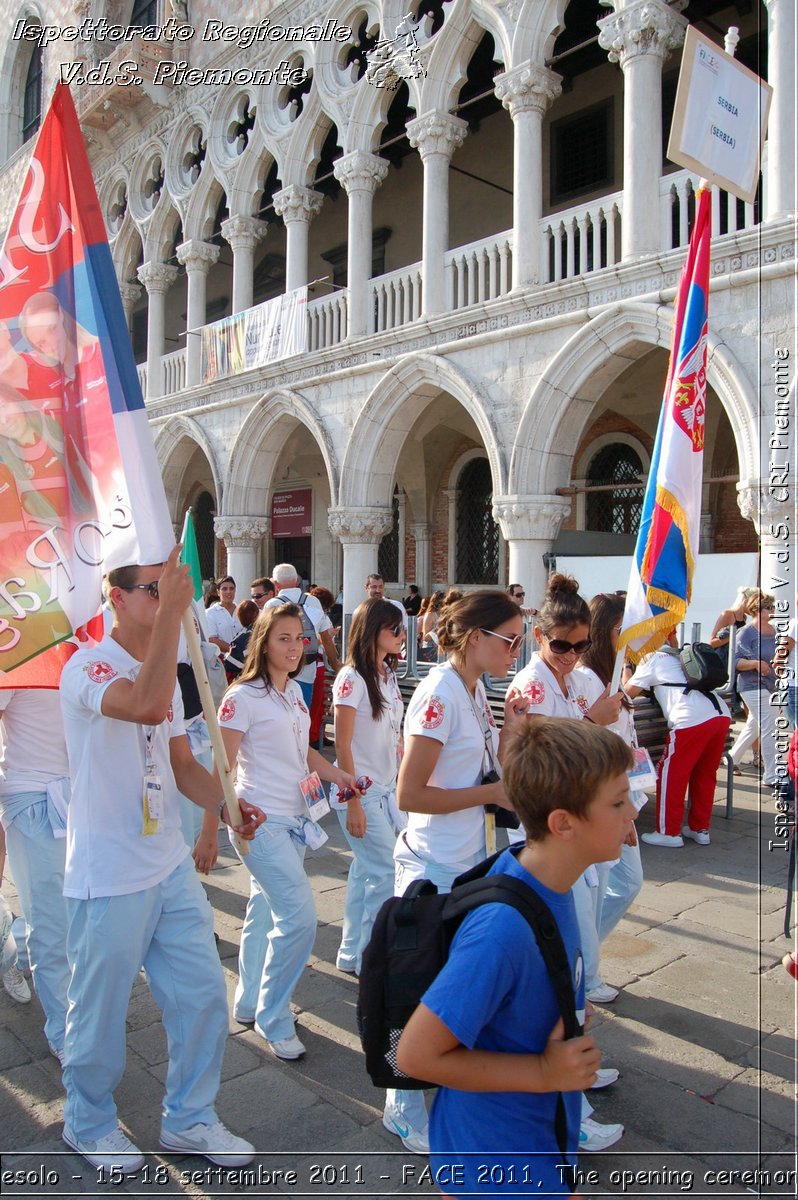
[87,661,117,684]
[524,680,545,706]
[336,677,354,700]
[420,696,444,729]
[219,698,236,723]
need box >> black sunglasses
[121,581,160,600]
[251,591,269,600]
[545,633,592,655]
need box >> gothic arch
[510,300,759,497]
[224,388,338,516]
[512,0,568,66]
[422,3,510,112]
[0,4,45,160]
[339,353,506,510]
[154,415,223,522]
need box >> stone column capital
[407,111,469,160]
[220,215,268,251]
[118,282,142,308]
[598,0,687,68]
[176,239,220,274]
[492,495,572,541]
[137,261,178,294]
[409,522,433,540]
[213,515,271,548]
[273,185,324,224]
[494,62,563,117]
[328,506,394,543]
[737,480,789,534]
[333,150,390,195]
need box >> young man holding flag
[59,543,264,1174]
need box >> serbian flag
[618,186,711,663]
[0,84,174,684]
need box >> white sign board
[668,26,772,204]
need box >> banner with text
[201,287,307,384]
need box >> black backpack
[357,846,581,1176]
[660,643,728,713]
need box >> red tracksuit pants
[655,716,731,836]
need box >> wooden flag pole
[610,647,626,695]
[181,610,249,857]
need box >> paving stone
[712,1067,796,1137]
[623,956,773,1027]
[0,1026,34,1070]
[743,1028,797,1080]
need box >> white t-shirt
[512,653,593,721]
[0,689,70,798]
[578,667,637,747]
[218,678,310,817]
[627,650,730,728]
[265,589,333,685]
[205,603,243,646]
[59,635,188,899]
[403,662,499,868]
[331,665,404,800]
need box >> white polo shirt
[331,665,404,799]
[205,603,243,646]
[512,653,593,721]
[218,678,310,817]
[0,689,70,800]
[59,635,188,899]
[627,650,730,728]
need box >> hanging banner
[668,26,772,204]
[272,489,312,538]
[200,286,307,384]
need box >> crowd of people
[0,553,793,1194]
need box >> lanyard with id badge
[276,688,330,842]
[142,726,164,835]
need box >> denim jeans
[231,813,317,1042]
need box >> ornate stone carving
[328,507,394,543]
[213,515,271,548]
[333,151,389,195]
[407,111,468,160]
[494,63,563,118]
[118,282,143,314]
[272,185,324,224]
[598,0,687,66]
[492,496,572,541]
[137,262,178,294]
[220,215,268,252]
[409,522,433,541]
[176,239,220,273]
[737,481,790,533]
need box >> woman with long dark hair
[218,604,360,1060]
[384,590,527,1154]
[579,593,645,940]
[331,599,406,976]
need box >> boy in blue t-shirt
[396,717,636,1198]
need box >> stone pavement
[0,762,795,1199]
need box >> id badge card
[299,771,330,822]
[142,772,163,836]
[628,747,657,792]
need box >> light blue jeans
[63,857,227,1141]
[4,796,70,1051]
[335,784,398,973]
[231,814,317,1042]
[598,842,644,942]
[0,892,17,974]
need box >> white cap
[102,527,176,576]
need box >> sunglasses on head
[121,580,160,600]
[480,628,525,655]
[544,633,592,655]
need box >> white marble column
[328,506,394,614]
[213,516,271,589]
[272,185,324,293]
[738,481,794,599]
[118,282,142,335]
[598,0,687,260]
[333,151,389,338]
[445,488,459,583]
[221,215,268,314]
[763,0,797,219]
[410,522,433,595]
[494,63,562,288]
[407,112,468,315]
[176,239,220,388]
[492,495,572,609]
[136,261,178,401]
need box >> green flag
[180,509,204,602]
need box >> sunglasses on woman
[480,628,525,655]
[544,633,592,655]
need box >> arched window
[130,0,158,24]
[194,491,217,581]
[22,45,42,144]
[456,458,498,584]
[378,487,400,583]
[586,443,643,535]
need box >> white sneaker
[160,1121,255,1167]
[383,1103,430,1154]
[586,982,618,1004]
[589,1067,620,1089]
[683,827,711,845]
[48,1043,65,1066]
[63,1126,144,1174]
[578,1116,624,1152]
[267,1034,306,1060]
[641,831,684,848]
[2,964,31,1004]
